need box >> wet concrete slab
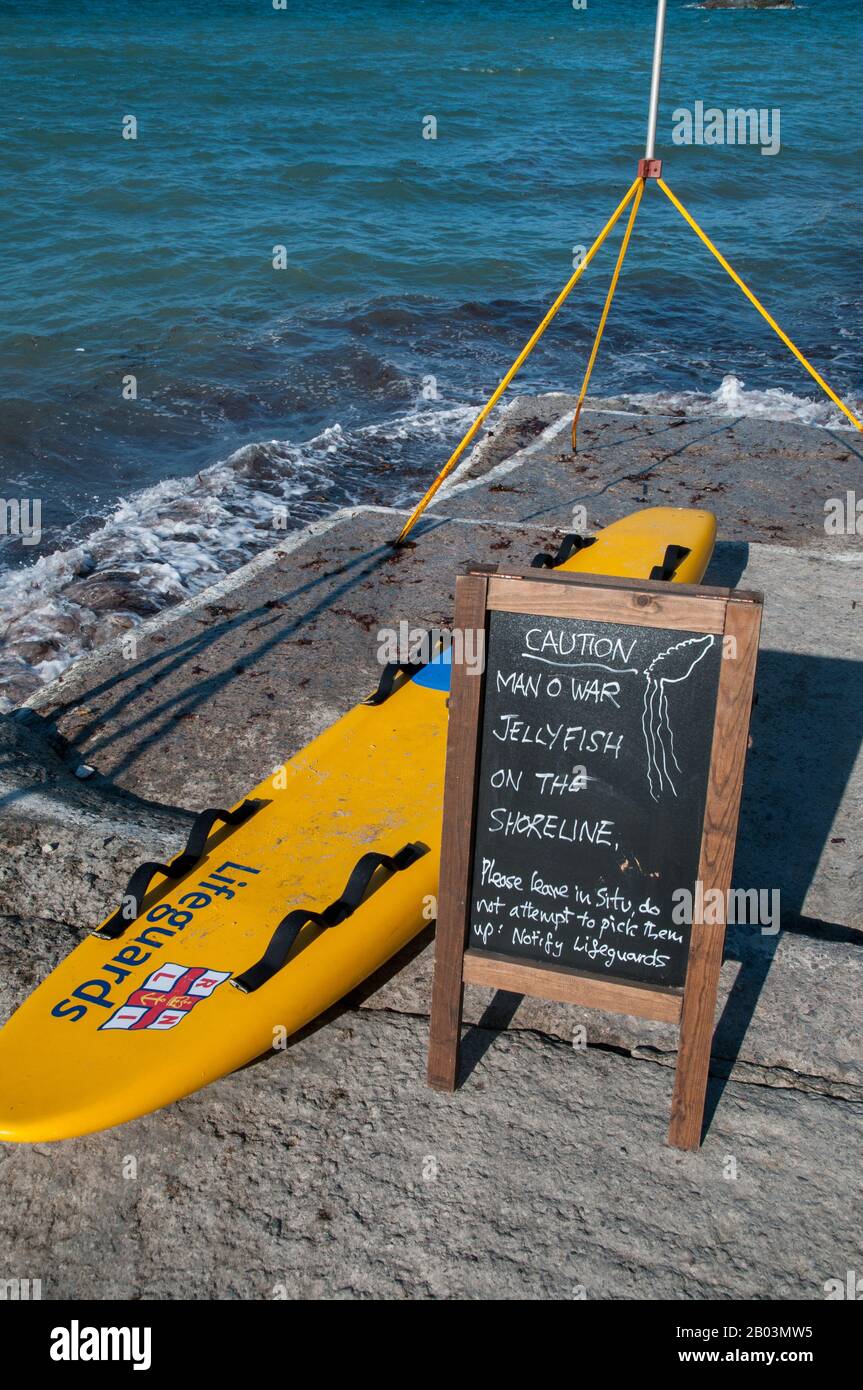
[434,395,863,549]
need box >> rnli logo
[99,963,230,1032]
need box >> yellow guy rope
[571,177,645,451]
[658,178,863,435]
[394,177,643,545]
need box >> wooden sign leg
[668,921,725,1149]
[427,947,465,1091]
[426,572,490,1092]
[668,597,762,1149]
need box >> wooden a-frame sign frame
[427,566,762,1150]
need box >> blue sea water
[0,0,860,703]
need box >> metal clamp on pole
[638,0,667,179]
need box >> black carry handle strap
[364,630,439,706]
[93,799,264,941]
[231,840,428,994]
[530,533,596,570]
[649,544,691,582]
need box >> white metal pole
[644,0,668,161]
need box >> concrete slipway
[0,397,860,1300]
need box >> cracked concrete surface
[0,1010,859,1300]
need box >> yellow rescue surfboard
[0,506,715,1141]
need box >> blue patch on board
[411,647,452,693]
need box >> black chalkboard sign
[428,566,762,1149]
[469,609,722,988]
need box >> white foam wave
[0,401,477,710]
[611,373,860,429]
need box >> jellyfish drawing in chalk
[641,634,715,802]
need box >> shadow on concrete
[702,646,863,1139]
[736,649,862,922]
[826,428,863,466]
[38,535,416,779]
[0,709,196,820]
[702,540,750,590]
[245,957,526,1093]
[458,990,525,1085]
[38,515,463,786]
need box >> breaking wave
[0,401,476,711]
[611,373,861,429]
